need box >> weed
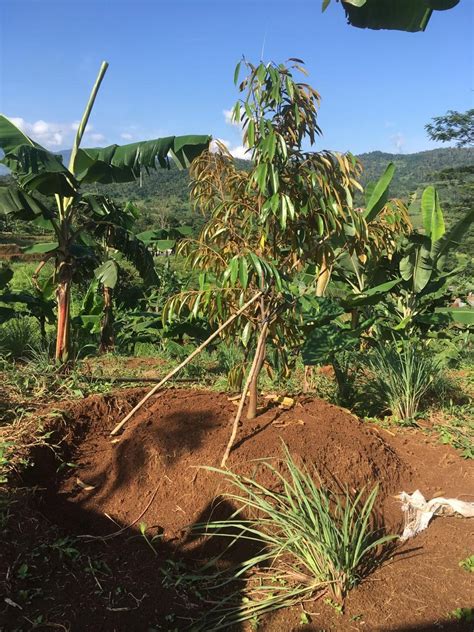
[177,444,393,630]
[138,521,162,556]
[324,597,343,615]
[432,405,474,459]
[459,554,474,573]
[367,340,442,424]
[449,607,473,622]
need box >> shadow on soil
[1,485,250,631]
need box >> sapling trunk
[221,320,269,467]
[246,327,267,419]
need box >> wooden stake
[110,292,262,436]
[220,320,269,467]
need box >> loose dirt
[1,387,473,631]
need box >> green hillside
[1,147,473,238]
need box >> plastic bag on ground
[398,489,474,540]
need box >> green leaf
[234,61,242,86]
[342,0,439,32]
[22,241,58,254]
[239,257,249,289]
[413,240,433,293]
[94,260,118,289]
[363,162,395,222]
[229,257,239,285]
[74,135,211,184]
[432,208,474,264]
[241,321,252,347]
[421,185,445,242]
[0,184,53,221]
[247,120,255,147]
[435,308,474,326]
[0,115,76,196]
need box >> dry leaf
[76,477,95,491]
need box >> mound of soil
[4,387,473,631]
[41,388,406,541]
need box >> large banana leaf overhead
[0,113,211,191]
[323,0,460,32]
[73,134,211,184]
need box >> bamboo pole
[220,319,269,467]
[110,292,262,436]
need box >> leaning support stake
[110,292,263,436]
[220,320,269,468]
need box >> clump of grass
[0,317,41,360]
[180,445,393,630]
[368,340,441,424]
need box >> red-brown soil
[1,388,473,631]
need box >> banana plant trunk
[99,286,115,353]
[55,260,73,364]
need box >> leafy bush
[368,340,442,423]
[185,446,393,629]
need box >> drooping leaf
[94,259,118,289]
[341,0,459,32]
[0,115,76,195]
[74,135,211,184]
[0,184,54,221]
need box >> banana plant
[395,185,474,330]
[0,61,210,363]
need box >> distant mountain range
[2,146,472,197]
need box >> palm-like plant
[0,61,210,363]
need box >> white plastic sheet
[398,489,474,540]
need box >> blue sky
[0,0,472,156]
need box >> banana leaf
[0,115,76,195]
[341,0,459,32]
[0,184,54,221]
[73,135,211,184]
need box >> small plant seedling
[324,597,343,615]
[300,611,311,624]
[17,563,29,579]
[138,521,162,556]
[449,607,474,622]
[459,554,474,572]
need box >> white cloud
[223,108,239,126]
[120,132,134,140]
[5,115,105,148]
[87,132,106,143]
[229,145,249,159]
